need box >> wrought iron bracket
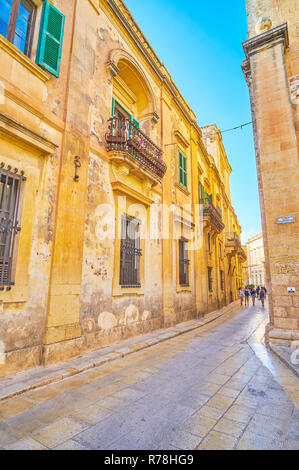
[74,156,81,182]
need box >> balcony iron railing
[199,197,225,233]
[105,117,167,179]
[225,232,241,250]
[237,246,247,261]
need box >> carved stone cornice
[0,112,58,154]
[241,59,251,87]
[174,130,189,149]
[242,23,289,59]
[151,111,159,125]
[106,60,119,79]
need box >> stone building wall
[243,0,299,346]
[0,0,245,376]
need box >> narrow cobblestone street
[0,305,298,450]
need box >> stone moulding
[241,59,251,87]
[0,112,58,154]
[174,130,189,149]
[242,23,289,59]
[0,35,50,83]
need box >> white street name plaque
[277,216,295,224]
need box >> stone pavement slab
[0,304,298,450]
[0,301,240,402]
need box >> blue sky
[125,0,262,243]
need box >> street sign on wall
[276,216,295,224]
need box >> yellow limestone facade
[0,0,245,376]
[246,233,265,287]
[243,0,299,347]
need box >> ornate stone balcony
[238,246,247,262]
[105,117,166,184]
[225,232,241,256]
[199,197,225,234]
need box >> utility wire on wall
[220,121,252,133]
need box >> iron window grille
[179,238,189,286]
[120,214,142,288]
[0,163,26,290]
[208,267,213,292]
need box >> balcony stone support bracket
[108,151,159,206]
[200,198,225,235]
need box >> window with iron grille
[220,270,224,291]
[0,163,26,290]
[208,267,213,292]
[179,238,189,286]
[120,214,142,288]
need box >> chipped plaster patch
[142,310,152,321]
[98,312,117,330]
[82,318,95,334]
[0,341,5,364]
[125,304,139,324]
[290,75,299,105]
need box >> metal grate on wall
[179,238,190,287]
[120,214,142,288]
[0,163,26,290]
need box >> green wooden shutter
[200,183,204,200]
[198,180,204,201]
[112,97,115,116]
[178,152,183,185]
[183,155,187,187]
[178,151,187,188]
[36,0,65,77]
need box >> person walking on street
[256,286,260,297]
[251,287,257,306]
[238,287,245,306]
[244,287,250,306]
[259,287,266,308]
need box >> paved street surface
[0,305,298,450]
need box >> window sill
[0,35,50,83]
[112,285,145,297]
[175,182,190,196]
[121,285,141,289]
[177,285,192,293]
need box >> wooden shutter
[178,152,183,185]
[178,151,187,187]
[198,179,204,201]
[183,155,187,187]
[178,151,187,188]
[36,0,65,77]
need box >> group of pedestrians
[238,285,267,308]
